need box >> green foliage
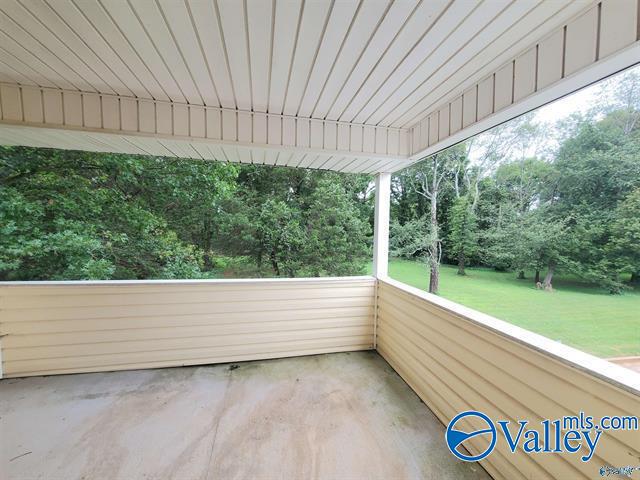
[216,167,371,277]
[0,147,371,280]
[389,217,431,259]
[607,188,640,284]
[493,157,556,212]
[302,179,370,276]
[391,101,640,293]
[446,195,478,272]
[0,148,221,280]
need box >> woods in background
[0,149,372,280]
[391,70,640,294]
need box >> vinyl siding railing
[0,276,375,378]
[2,274,638,480]
[376,277,640,480]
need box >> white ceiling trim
[0,82,410,155]
[0,122,414,174]
[0,81,414,173]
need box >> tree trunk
[203,218,213,270]
[428,185,440,294]
[270,250,280,276]
[543,262,555,289]
[534,269,540,284]
[429,263,439,293]
[517,270,525,279]
[630,271,640,285]
[457,251,466,276]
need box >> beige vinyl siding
[0,277,375,378]
[376,278,640,480]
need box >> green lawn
[373,259,640,358]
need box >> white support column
[372,172,391,278]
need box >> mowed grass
[375,259,640,358]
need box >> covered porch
[1,1,639,479]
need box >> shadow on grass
[455,266,638,297]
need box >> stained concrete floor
[1,351,491,480]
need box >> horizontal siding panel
[378,284,639,434]
[7,343,370,378]
[5,335,372,377]
[379,285,636,413]
[1,296,373,322]
[0,277,375,377]
[376,306,626,474]
[3,317,373,349]
[1,285,374,309]
[4,326,375,362]
[0,277,375,294]
[376,279,640,480]
[376,333,524,480]
[3,306,374,335]
[377,330,539,480]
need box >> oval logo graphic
[446,411,497,462]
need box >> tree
[1,146,373,281]
[549,112,640,292]
[592,68,640,134]
[447,195,478,275]
[480,156,556,281]
[607,188,640,285]
[302,179,371,276]
[217,167,372,277]
[403,145,465,293]
[389,217,431,260]
[0,147,219,280]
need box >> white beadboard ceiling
[0,0,594,127]
[6,0,640,173]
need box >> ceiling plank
[325,0,416,121]
[282,0,332,116]
[246,0,273,113]
[389,0,590,128]
[157,0,220,106]
[73,1,169,101]
[0,29,76,90]
[296,0,359,118]
[311,0,389,119]
[337,0,449,123]
[268,0,302,114]
[364,0,513,126]
[0,2,101,93]
[128,0,203,104]
[217,0,252,111]
[350,0,479,125]
[18,0,133,95]
[100,0,186,103]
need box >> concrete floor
[1,351,490,480]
